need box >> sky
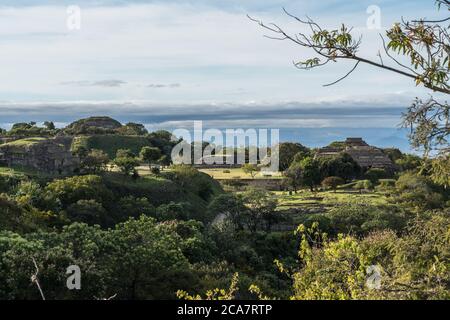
[0,0,446,150]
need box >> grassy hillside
[72,135,151,158]
[102,170,223,221]
[1,137,47,147]
[0,137,49,154]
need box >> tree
[140,146,162,171]
[353,180,373,193]
[43,121,56,130]
[156,201,190,221]
[106,216,190,299]
[284,162,303,192]
[45,175,112,209]
[318,153,361,182]
[115,196,156,222]
[300,157,321,192]
[242,163,260,178]
[383,148,403,162]
[395,154,423,172]
[168,165,217,203]
[250,1,449,181]
[290,212,450,300]
[121,122,148,136]
[321,176,345,193]
[278,142,309,171]
[0,224,112,299]
[113,149,140,177]
[365,168,387,184]
[81,149,109,173]
[393,172,445,209]
[0,194,41,232]
[159,155,171,167]
[66,199,107,226]
[207,194,246,230]
[241,188,278,232]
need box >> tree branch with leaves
[250,1,449,183]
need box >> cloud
[0,2,438,104]
[147,83,181,88]
[0,98,406,130]
[60,80,127,87]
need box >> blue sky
[0,0,445,150]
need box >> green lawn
[1,137,47,147]
[72,135,151,158]
[275,189,388,210]
[199,168,282,180]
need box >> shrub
[353,180,373,192]
[321,176,345,192]
[377,179,396,191]
[365,168,388,184]
[45,175,112,208]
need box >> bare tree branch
[31,258,45,301]
[323,61,360,87]
[249,7,450,94]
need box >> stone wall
[0,137,79,173]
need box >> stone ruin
[316,137,395,171]
[0,116,124,173]
[0,136,79,173]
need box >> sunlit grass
[198,168,282,180]
[275,189,388,210]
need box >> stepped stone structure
[0,116,123,173]
[316,137,395,171]
[65,116,123,134]
[0,136,79,173]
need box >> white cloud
[0,2,435,103]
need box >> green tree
[278,142,309,171]
[318,153,361,182]
[353,180,373,193]
[365,168,387,184]
[0,194,43,232]
[394,172,445,209]
[115,196,156,222]
[284,162,303,192]
[383,148,403,162]
[45,175,112,208]
[43,121,56,130]
[290,211,450,300]
[140,146,162,171]
[241,188,279,232]
[81,149,110,173]
[117,122,148,135]
[106,216,190,299]
[395,154,422,172]
[113,149,140,177]
[207,193,246,230]
[321,176,345,193]
[325,204,407,236]
[242,163,260,178]
[156,201,190,221]
[0,223,111,299]
[66,199,107,226]
[300,157,321,192]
